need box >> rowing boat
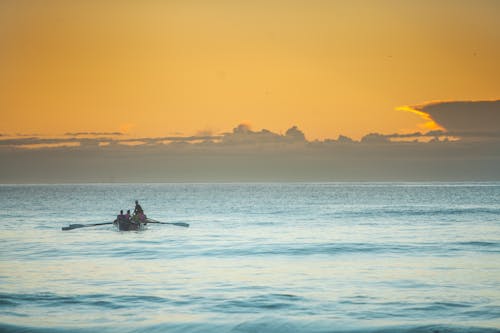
[62,217,188,231]
[113,218,147,231]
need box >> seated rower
[131,213,146,223]
[115,210,126,223]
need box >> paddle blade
[171,222,190,227]
[61,224,85,231]
[61,222,114,231]
[146,219,190,228]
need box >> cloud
[64,132,124,136]
[359,130,466,143]
[2,135,499,182]
[220,124,306,146]
[336,135,355,143]
[0,137,80,146]
[3,98,500,181]
[2,123,500,182]
[0,123,485,150]
[119,135,221,144]
[361,133,390,144]
[3,104,500,152]
[285,126,306,142]
[0,134,222,149]
[400,100,500,137]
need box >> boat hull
[113,219,147,231]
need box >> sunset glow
[396,105,444,131]
[1,1,499,139]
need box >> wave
[330,207,500,219]
[456,241,500,247]
[1,322,499,333]
[194,241,500,258]
[2,291,499,332]
[8,239,499,263]
[0,292,171,310]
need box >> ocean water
[1,183,500,333]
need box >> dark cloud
[2,138,499,182]
[424,130,446,137]
[2,102,500,181]
[221,124,305,146]
[385,132,424,139]
[361,133,390,143]
[1,124,500,182]
[411,100,500,135]
[360,130,483,142]
[336,135,355,143]
[0,124,491,150]
[0,134,222,148]
[0,137,80,146]
[285,126,306,142]
[119,135,221,144]
[3,111,500,152]
[323,135,356,144]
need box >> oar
[146,218,189,228]
[62,222,114,231]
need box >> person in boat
[134,200,143,215]
[125,210,131,221]
[115,210,126,223]
[133,200,146,223]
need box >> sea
[1,183,499,333]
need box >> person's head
[127,210,130,214]
[135,200,139,204]
[120,210,123,214]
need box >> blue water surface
[1,183,500,332]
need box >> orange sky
[1,1,499,139]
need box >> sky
[1,0,499,140]
[0,1,499,182]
